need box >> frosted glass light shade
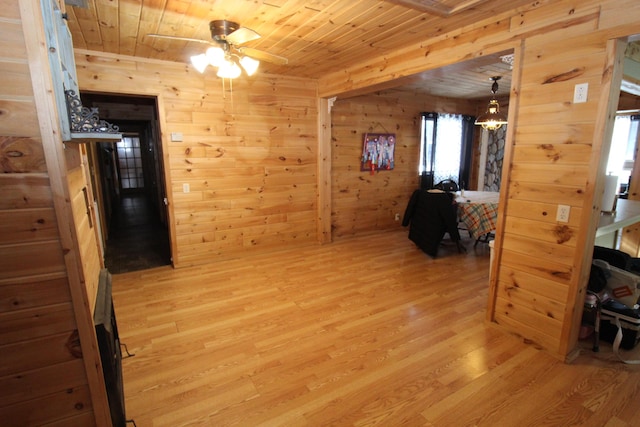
[190,54,209,73]
[240,56,259,76]
[217,59,242,79]
[205,47,225,67]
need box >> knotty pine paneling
[506,198,582,228]
[65,146,102,314]
[0,384,93,426]
[0,359,87,409]
[499,248,572,285]
[313,0,637,363]
[0,19,26,60]
[331,91,477,239]
[0,174,53,210]
[0,62,33,98]
[493,24,613,356]
[0,302,75,345]
[0,241,66,281]
[0,1,97,424]
[510,141,594,165]
[509,2,600,39]
[66,1,640,365]
[498,264,570,303]
[0,0,20,19]
[75,51,319,267]
[0,330,81,377]
[0,136,47,173]
[0,276,71,313]
[0,208,58,244]
[0,100,40,137]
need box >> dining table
[455,190,500,241]
[595,198,640,248]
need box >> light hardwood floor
[112,229,640,426]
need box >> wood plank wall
[0,0,98,424]
[74,52,320,267]
[331,91,477,238]
[492,4,630,359]
[2,1,638,424]
[65,144,103,312]
[317,0,640,360]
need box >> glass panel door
[116,136,144,191]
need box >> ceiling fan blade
[147,34,213,45]
[225,27,261,45]
[238,47,288,65]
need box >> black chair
[433,179,459,192]
[402,190,465,258]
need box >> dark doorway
[82,93,171,274]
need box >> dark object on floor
[600,298,640,350]
[587,254,640,363]
[402,190,464,258]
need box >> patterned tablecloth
[455,191,499,240]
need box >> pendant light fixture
[475,76,508,131]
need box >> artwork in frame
[360,133,396,173]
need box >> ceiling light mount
[210,20,240,40]
[475,76,508,131]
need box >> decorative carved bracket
[65,90,120,135]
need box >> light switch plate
[171,132,183,142]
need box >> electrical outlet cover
[574,83,588,103]
[556,204,570,222]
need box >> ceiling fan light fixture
[190,53,209,73]
[205,46,226,67]
[475,76,508,131]
[147,19,287,80]
[240,56,260,76]
[217,59,242,79]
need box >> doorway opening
[82,93,171,273]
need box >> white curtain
[433,114,463,184]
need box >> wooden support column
[317,97,333,243]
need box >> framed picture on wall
[361,133,396,173]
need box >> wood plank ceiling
[64,0,529,99]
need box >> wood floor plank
[112,229,640,426]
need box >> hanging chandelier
[190,47,259,79]
[475,76,508,131]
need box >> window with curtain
[418,112,475,188]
